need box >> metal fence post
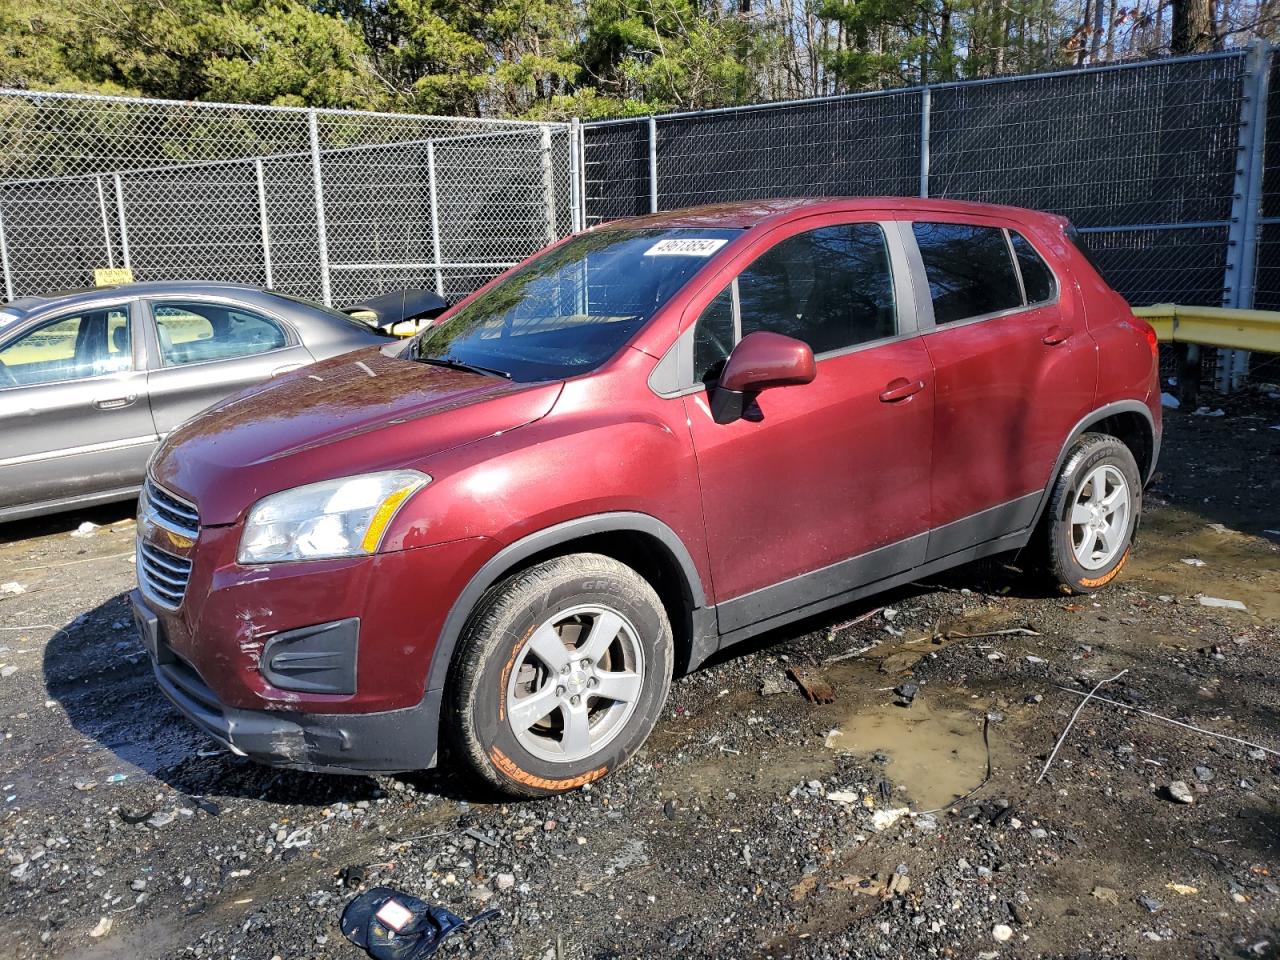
[254,159,274,289]
[1218,40,1270,392]
[112,174,131,269]
[0,195,13,302]
[95,176,114,268]
[648,116,659,213]
[919,87,931,199]
[308,110,333,306]
[539,126,559,244]
[569,118,583,232]
[426,140,445,298]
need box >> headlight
[237,470,429,564]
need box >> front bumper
[132,589,441,774]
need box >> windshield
[409,227,740,382]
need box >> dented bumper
[132,588,441,773]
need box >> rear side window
[1010,232,1056,305]
[153,302,288,366]
[912,222,1022,325]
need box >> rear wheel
[1033,433,1142,594]
[445,553,673,797]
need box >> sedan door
[679,219,935,634]
[0,302,156,518]
[142,298,315,434]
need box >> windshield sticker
[644,238,728,257]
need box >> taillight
[1141,321,1159,357]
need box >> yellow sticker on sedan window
[644,238,728,257]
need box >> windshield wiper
[414,355,512,379]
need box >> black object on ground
[341,887,499,959]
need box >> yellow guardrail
[1133,303,1280,353]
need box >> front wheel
[1034,432,1142,594]
[445,553,673,797]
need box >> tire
[1033,432,1142,595]
[445,553,674,798]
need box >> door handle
[272,363,303,377]
[879,378,926,403]
[93,394,137,410]
[1042,325,1073,346]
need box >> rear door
[679,218,935,632]
[909,219,1096,559]
[142,297,313,434]
[0,302,156,515]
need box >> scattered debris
[1091,885,1120,905]
[1166,882,1199,896]
[340,887,499,959]
[1198,595,1247,611]
[1180,557,1206,567]
[0,582,26,597]
[88,917,113,938]
[1166,781,1194,804]
[893,682,919,707]
[1160,391,1180,408]
[992,923,1014,943]
[1036,669,1128,784]
[787,666,836,704]
[871,807,911,832]
[70,521,100,539]
[1192,406,1224,417]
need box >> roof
[4,280,267,316]
[605,196,1064,231]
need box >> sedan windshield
[409,227,739,382]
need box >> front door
[680,219,935,633]
[0,302,156,515]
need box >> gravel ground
[0,396,1278,960]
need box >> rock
[495,872,516,891]
[0,582,25,596]
[1197,596,1247,612]
[759,676,787,697]
[992,923,1014,943]
[1167,781,1195,804]
[1091,886,1119,905]
[1137,894,1162,913]
[89,917,112,938]
[0,666,16,678]
[130,878,147,891]
[1193,766,1213,783]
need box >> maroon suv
[131,198,1161,796]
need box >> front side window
[912,222,1022,325]
[693,223,897,381]
[410,227,739,382]
[153,302,288,366]
[0,308,131,387]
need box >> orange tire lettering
[490,746,608,791]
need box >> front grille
[138,541,193,609]
[143,479,200,540]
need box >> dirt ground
[0,396,1278,960]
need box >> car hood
[151,346,562,525]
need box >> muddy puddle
[824,690,992,811]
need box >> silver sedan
[0,282,390,523]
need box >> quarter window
[0,308,131,387]
[1010,232,1056,305]
[692,223,897,380]
[153,302,288,366]
[912,222,1022,325]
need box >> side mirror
[711,331,816,424]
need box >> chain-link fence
[0,92,580,306]
[585,47,1280,391]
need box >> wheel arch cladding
[1029,399,1156,532]
[425,513,706,699]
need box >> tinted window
[153,302,288,366]
[738,224,896,352]
[0,308,131,387]
[692,223,897,379]
[693,287,734,382]
[1011,232,1055,304]
[913,222,1022,325]
[411,227,738,383]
